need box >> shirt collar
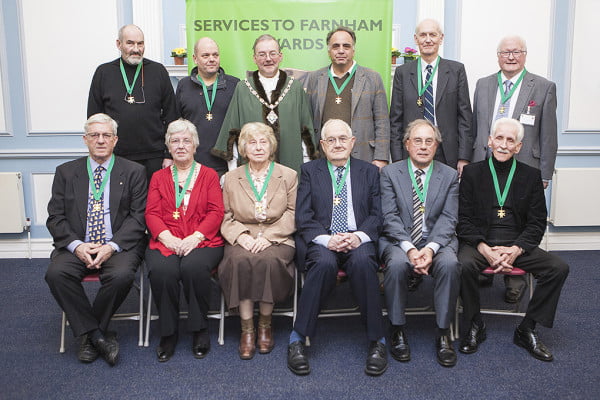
[329,60,357,79]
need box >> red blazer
[146,164,224,256]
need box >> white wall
[20,0,119,133]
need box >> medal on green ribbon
[327,160,350,206]
[416,56,440,107]
[497,69,526,113]
[328,64,357,105]
[120,59,142,104]
[408,159,433,213]
[245,161,274,214]
[172,163,196,220]
[87,156,115,212]
[198,75,218,121]
[488,157,516,218]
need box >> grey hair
[253,34,280,53]
[238,122,278,159]
[491,117,525,143]
[165,118,199,148]
[321,119,353,139]
[118,24,143,42]
[84,113,118,135]
[403,119,442,143]
[497,35,527,52]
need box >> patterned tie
[423,64,435,123]
[410,169,425,245]
[330,166,348,234]
[87,165,106,244]
[496,80,513,120]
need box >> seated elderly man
[379,119,460,367]
[45,113,147,366]
[457,117,569,362]
[287,119,387,377]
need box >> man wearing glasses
[306,27,390,169]
[288,119,387,376]
[46,113,147,366]
[470,35,558,303]
[212,34,316,173]
[88,25,177,182]
[379,119,460,367]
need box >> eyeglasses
[255,51,281,60]
[86,132,115,140]
[169,138,193,146]
[410,138,436,147]
[497,50,527,58]
[323,136,351,146]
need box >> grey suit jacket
[470,71,557,181]
[378,159,458,255]
[389,58,472,168]
[306,65,390,162]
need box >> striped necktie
[423,65,435,123]
[410,169,425,245]
[330,166,348,234]
[87,166,106,244]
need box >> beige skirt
[217,243,295,310]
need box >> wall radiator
[550,168,600,226]
[0,172,27,233]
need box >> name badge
[520,113,535,126]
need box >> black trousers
[459,244,569,329]
[45,247,142,337]
[146,246,224,337]
[293,242,385,341]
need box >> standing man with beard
[176,37,239,176]
[88,24,177,182]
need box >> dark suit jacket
[389,58,472,167]
[457,158,546,252]
[294,157,382,269]
[379,159,458,254]
[47,156,147,252]
[470,71,558,181]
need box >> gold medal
[499,106,505,114]
[419,205,425,213]
[333,197,341,206]
[416,97,423,107]
[93,203,102,212]
[335,97,342,104]
[206,112,213,121]
[172,210,180,220]
[255,202,263,213]
[497,208,506,218]
[127,96,135,104]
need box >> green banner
[186,0,392,93]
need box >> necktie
[330,166,348,234]
[410,169,425,245]
[87,165,106,244]
[496,80,513,119]
[424,64,435,123]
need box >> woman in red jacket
[145,119,224,362]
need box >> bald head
[118,24,143,42]
[193,37,221,79]
[415,18,443,36]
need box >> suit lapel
[512,72,533,119]
[424,163,442,219]
[435,59,449,107]
[109,158,124,227]
[266,164,284,207]
[317,159,334,217]
[485,74,498,128]
[409,63,419,94]
[317,69,329,118]
[236,167,258,203]
[398,162,415,223]
[74,159,90,230]
[351,66,365,117]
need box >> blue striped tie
[424,65,435,123]
[87,166,106,244]
[410,169,425,244]
[330,166,348,234]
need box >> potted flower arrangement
[402,47,419,63]
[391,47,401,64]
[171,47,187,65]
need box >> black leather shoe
[287,341,310,375]
[365,341,388,376]
[156,333,178,363]
[78,334,98,363]
[408,274,423,291]
[513,327,553,362]
[192,330,210,359]
[505,287,524,304]
[93,334,119,366]
[390,328,410,362]
[436,335,457,367]
[459,321,486,354]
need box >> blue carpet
[0,251,598,400]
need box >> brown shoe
[239,331,256,360]
[257,326,274,354]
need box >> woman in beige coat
[218,122,297,360]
